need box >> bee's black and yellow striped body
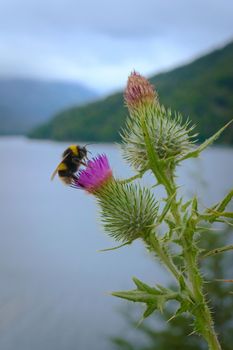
[51,144,88,185]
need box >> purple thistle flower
[73,154,113,193]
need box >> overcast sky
[0,0,233,93]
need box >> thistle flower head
[73,154,113,193]
[121,105,196,171]
[98,182,158,242]
[73,153,158,242]
[124,71,158,112]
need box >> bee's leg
[80,160,87,166]
[71,174,79,181]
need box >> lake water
[0,137,232,350]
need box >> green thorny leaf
[173,198,200,262]
[158,192,177,224]
[118,169,147,184]
[202,244,233,258]
[168,298,194,322]
[177,198,202,288]
[155,193,178,243]
[98,241,133,252]
[181,198,193,212]
[201,189,233,224]
[214,189,233,212]
[179,197,199,239]
[179,119,233,162]
[112,277,180,320]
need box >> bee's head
[72,146,88,165]
[79,146,88,159]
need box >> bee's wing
[50,163,60,180]
[50,154,69,181]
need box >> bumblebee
[51,144,88,184]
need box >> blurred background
[0,1,233,349]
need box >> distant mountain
[0,78,97,134]
[29,41,233,144]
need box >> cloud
[1,0,232,38]
[0,0,232,92]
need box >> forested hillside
[29,41,233,144]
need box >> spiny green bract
[121,104,196,171]
[96,181,158,242]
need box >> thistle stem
[167,182,221,350]
[148,232,181,282]
[186,253,222,350]
[183,238,221,349]
[141,117,174,194]
[140,107,221,349]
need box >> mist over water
[0,137,232,350]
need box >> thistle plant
[69,72,233,350]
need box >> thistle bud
[124,71,158,113]
[121,72,196,172]
[73,154,158,242]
